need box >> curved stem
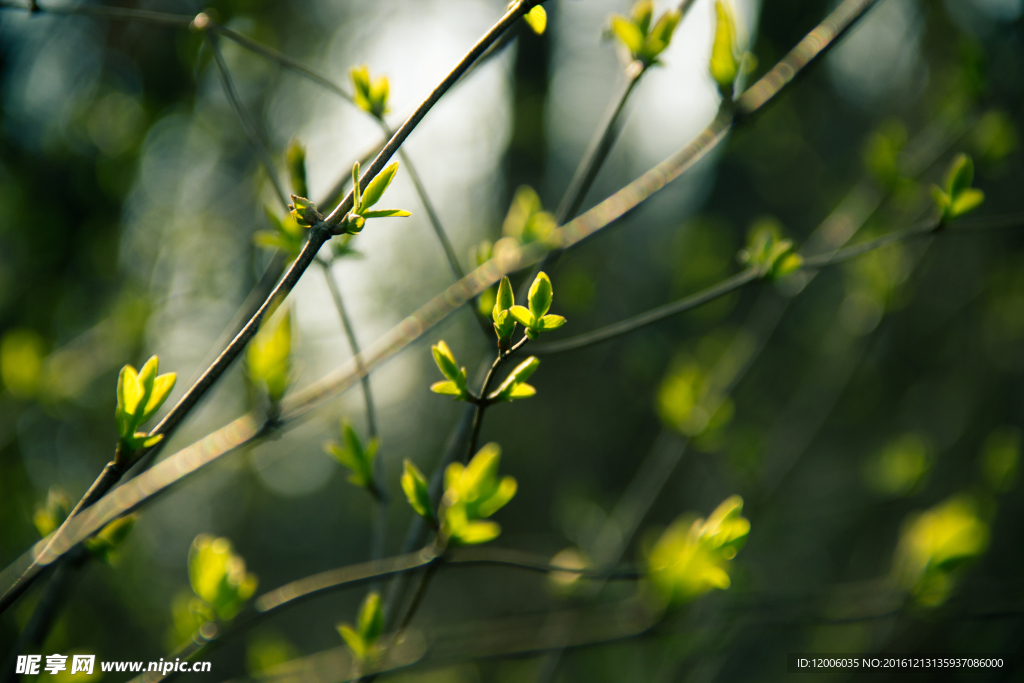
[319,258,387,563]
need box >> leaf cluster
[736,218,802,280]
[608,0,681,66]
[187,534,258,621]
[403,444,517,546]
[326,420,380,495]
[646,495,750,605]
[892,495,989,606]
[351,65,390,120]
[115,355,176,451]
[931,153,985,222]
[337,591,384,663]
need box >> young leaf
[508,305,535,329]
[489,356,540,402]
[358,162,399,212]
[285,140,308,199]
[950,188,985,217]
[493,276,515,321]
[338,625,367,661]
[351,161,362,210]
[631,0,654,34]
[452,520,501,545]
[528,272,553,319]
[611,16,644,56]
[357,591,383,643]
[430,380,464,398]
[538,314,566,331]
[289,195,322,229]
[247,308,293,403]
[431,341,464,389]
[710,0,739,91]
[945,153,974,198]
[402,459,435,523]
[525,5,547,34]
[360,209,411,219]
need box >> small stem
[206,32,288,210]
[521,61,645,301]
[319,258,388,562]
[465,336,529,462]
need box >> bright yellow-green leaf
[188,534,259,621]
[710,0,738,90]
[359,162,399,212]
[528,272,554,319]
[247,308,292,403]
[508,305,535,329]
[611,16,644,55]
[893,495,989,606]
[402,459,434,522]
[525,5,547,34]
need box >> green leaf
[360,209,411,219]
[326,421,375,490]
[493,276,515,321]
[453,520,501,545]
[945,153,974,198]
[430,380,465,398]
[507,383,536,400]
[285,140,308,199]
[508,305,535,329]
[528,272,553,319]
[950,188,985,218]
[475,476,517,517]
[351,162,362,210]
[402,459,435,522]
[350,65,371,100]
[538,314,566,331]
[431,341,465,389]
[357,591,383,643]
[359,162,399,212]
[490,357,540,402]
[116,363,142,438]
[631,0,654,35]
[187,534,258,621]
[931,186,951,214]
[710,0,738,90]
[247,308,293,403]
[525,5,547,34]
[611,16,644,56]
[85,514,136,564]
[140,371,176,424]
[337,625,367,661]
[648,9,680,48]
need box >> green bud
[401,459,435,523]
[528,272,553,319]
[710,0,739,93]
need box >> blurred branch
[154,545,640,680]
[319,258,387,562]
[206,32,289,210]
[0,0,193,26]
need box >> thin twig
[206,32,288,210]
[0,0,193,26]
[319,258,388,563]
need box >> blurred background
[1,0,1023,680]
